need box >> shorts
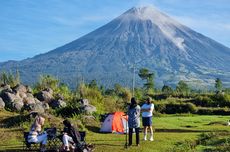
[142,117,152,126]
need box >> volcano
[1,6,230,88]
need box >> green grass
[1,111,230,152]
[154,114,230,132]
[87,132,199,152]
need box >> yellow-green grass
[1,111,230,152]
[154,114,230,132]
[87,132,199,152]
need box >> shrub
[155,102,197,114]
[191,95,214,107]
[78,83,105,114]
[196,107,230,115]
[55,101,82,117]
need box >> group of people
[127,97,154,146]
[27,97,154,151]
[27,114,90,152]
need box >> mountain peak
[124,5,169,22]
[129,5,162,16]
[119,6,186,50]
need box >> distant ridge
[0,6,230,88]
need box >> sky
[0,0,230,62]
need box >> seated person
[61,119,93,152]
[27,114,47,152]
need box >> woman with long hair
[28,114,47,152]
[127,97,141,146]
[62,119,81,151]
[62,119,95,152]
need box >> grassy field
[1,111,230,152]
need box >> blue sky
[0,0,230,62]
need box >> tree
[215,78,223,93]
[88,79,98,90]
[138,68,154,95]
[176,80,190,96]
[162,85,173,96]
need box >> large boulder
[12,98,24,111]
[34,98,41,104]
[35,90,54,103]
[23,102,48,113]
[82,104,97,115]
[13,84,27,93]
[0,97,5,110]
[17,91,27,99]
[0,84,13,93]
[26,93,34,98]
[23,96,36,105]
[1,92,17,104]
[50,99,67,109]
[0,91,24,111]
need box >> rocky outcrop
[0,84,53,112]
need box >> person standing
[128,97,141,146]
[141,97,154,141]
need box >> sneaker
[144,135,147,141]
[150,136,154,141]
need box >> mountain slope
[0,6,230,88]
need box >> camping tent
[100,112,128,134]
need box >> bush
[155,101,197,114]
[78,83,105,114]
[55,101,82,117]
[196,107,230,115]
[212,94,230,107]
[191,95,214,107]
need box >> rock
[26,93,34,98]
[34,98,41,104]
[26,86,33,93]
[0,97,5,110]
[35,90,54,103]
[18,92,27,99]
[43,88,53,95]
[24,103,45,113]
[80,99,89,106]
[1,92,17,103]
[50,99,67,109]
[0,84,13,93]
[23,96,36,104]
[13,84,27,93]
[12,98,24,111]
[42,102,50,111]
[82,104,97,114]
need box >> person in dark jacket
[127,97,141,146]
[62,119,84,151]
